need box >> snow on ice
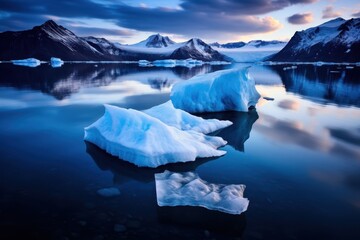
[171,68,261,113]
[143,101,232,134]
[155,170,249,215]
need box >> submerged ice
[155,170,249,215]
[171,68,261,113]
[84,105,227,168]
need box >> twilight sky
[0,0,359,44]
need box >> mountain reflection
[0,63,229,100]
[265,65,360,107]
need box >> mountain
[0,20,116,61]
[210,41,246,49]
[269,17,360,62]
[211,40,285,49]
[83,36,124,56]
[133,34,175,48]
[0,20,230,62]
[245,40,286,48]
[169,38,230,61]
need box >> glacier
[84,104,227,168]
[171,68,261,113]
[155,170,249,215]
[143,101,232,134]
[50,57,64,68]
[12,58,41,67]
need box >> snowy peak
[170,38,229,61]
[135,33,175,48]
[270,17,360,62]
[36,20,76,38]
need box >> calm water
[0,62,359,240]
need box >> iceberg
[12,58,41,67]
[84,105,227,168]
[155,170,249,215]
[171,68,261,113]
[143,101,232,134]
[50,57,64,68]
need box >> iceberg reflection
[199,110,259,152]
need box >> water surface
[0,62,359,240]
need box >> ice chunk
[97,187,121,197]
[50,57,64,68]
[84,105,227,168]
[155,170,249,215]
[171,68,261,113]
[138,59,152,67]
[143,101,232,134]
[12,58,41,67]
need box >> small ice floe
[138,59,152,67]
[97,187,121,197]
[155,170,249,215]
[50,57,64,68]
[345,66,354,69]
[12,58,41,67]
[170,68,260,113]
[84,105,227,168]
[330,70,341,73]
[263,97,275,101]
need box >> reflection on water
[0,63,230,100]
[266,64,360,107]
[199,110,259,152]
[86,142,218,184]
[0,62,360,239]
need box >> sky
[0,0,359,44]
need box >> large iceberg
[50,57,64,68]
[155,170,249,214]
[143,101,232,134]
[12,58,41,67]
[84,105,227,168]
[171,68,261,113]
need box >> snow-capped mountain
[133,34,175,48]
[119,37,230,61]
[169,38,230,61]
[211,40,286,62]
[210,41,246,49]
[0,20,230,62]
[83,36,123,56]
[0,20,111,61]
[269,17,360,62]
[211,40,286,49]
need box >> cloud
[0,0,319,40]
[322,6,341,19]
[180,0,318,15]
[352,11,360,17]
[287,12,313,24]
